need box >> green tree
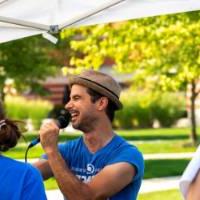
[61,11,200,144]
[0,36,59,100]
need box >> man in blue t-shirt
[34,70,144,200]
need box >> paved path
[46,189,63,200]
[140,176,180,193]
[144,152,194,160]
[45,176,181,199]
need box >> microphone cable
[25,143,32,163]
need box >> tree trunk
[1,91,5,102]
[190,80,198,145]
[0,79,5,102]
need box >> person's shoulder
[1,156,40,175]
[16,159,41,175]
[111,135,144,178]
[113,135,144,160]
[15,161,44,183]
[25,163,43,179]
[115,135,141,150]
[2,156,28,169]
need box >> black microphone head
[57,112,71,129]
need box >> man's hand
[39,121,59,154]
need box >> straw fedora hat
[69,70,123,109]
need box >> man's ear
[97,97,108,111]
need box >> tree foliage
[0,36,60,97]
[61,11,200,143]
[61,11,200,88]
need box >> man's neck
[83,126,115,153]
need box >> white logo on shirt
[86,164,95,174]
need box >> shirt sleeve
[41,142,71,164]
[58,142,72,165]
[107,146,144,181]
[22,165,47,200]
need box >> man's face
[65,84,99,132]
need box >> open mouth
[70,111,79,121]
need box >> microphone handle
[29,137,40,148]
[28,119,62,148]
[29,120,59,148]
[29,114,70,148]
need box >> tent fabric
[0,0,200,43]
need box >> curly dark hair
[0,103,22,152]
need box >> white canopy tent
[1,0,200,44]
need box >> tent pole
[0,16,49,31]
[59,0,126,30]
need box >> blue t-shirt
[0,155,47,200]
[58,134,144,200]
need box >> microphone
[28,113,71,148]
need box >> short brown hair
[86,88,117,122]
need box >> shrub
[5,95,53,130]
[114,91,154,129]
[114,90,186,129]
[152,92,186,127]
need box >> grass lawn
[138,189,181,200]
[117,128,200,140]
[144,159,189,178]
[4,144,45,159]
[44,178,59,190]
[131,140,196,154]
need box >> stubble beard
[72,115,98,133]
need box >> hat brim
[69,76,123,110]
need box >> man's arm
[88,162,135,198]
[187,171,200,200]
[33,159,53,180]
[46,148,135,200]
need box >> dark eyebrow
[70,94,81,99]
